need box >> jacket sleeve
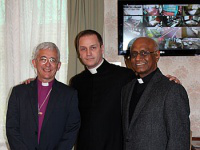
[164,84,190,150]
[6,88,28,150]
[55,90,81,150]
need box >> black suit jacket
[6,79,80,150]
[121,69,190,150]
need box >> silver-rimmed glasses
[37,56,59,65]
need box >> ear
[155,51,160,62]
[78,50,81,58]
[32,59,37,68]
[101,45,104,54]
[124,55,132,70]
[57,62,61,71]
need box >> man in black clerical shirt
[70,30,135,150]
[121,37,190,150]
[128,70,156,123]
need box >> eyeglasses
[130,50,156,58]
[37,57,59,65]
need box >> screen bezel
[118,0,200,56]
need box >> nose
[86,49,92,55]
[135,53,143,60]
[44,59,51,66]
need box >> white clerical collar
[88,59,104,74]
[42,82,49,86]
[137,78,144,84]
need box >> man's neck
[37,78,55,84]
[88,59,104,74]
[138,68,158,79]
[137,68,158,84]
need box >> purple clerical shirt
[37,79,53,143]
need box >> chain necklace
[38,88,52,115]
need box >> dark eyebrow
[90,44,97,47]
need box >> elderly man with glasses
[121,37,190,150]
[6,42,80,150]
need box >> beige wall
[104,0,200,137]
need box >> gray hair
[33,42,60,62]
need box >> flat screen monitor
[118,0,200,56]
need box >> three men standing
[6,32,190,150]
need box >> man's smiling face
[130,37,160,78]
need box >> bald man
[121,37,190,150]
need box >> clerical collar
[88,59,104,74]
[37,79,54,87]
[137,68,158,84]
[42,82,49,86]
[137,78,144,84]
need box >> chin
[135,70,146,76]
[135,69,145,73]
[43,75,54,79]
[87,65,95,69]
[86,63,96,68]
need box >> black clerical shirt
[129,68,158,123]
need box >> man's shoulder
[70,70,87,83]
[110,63,131,71]
[70,62,135,86]
[55,80,76,92]
[9,83,33,97]
[108,63,135,77]
[154,71,187,93]
[13,82,31,90]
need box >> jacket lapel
[123,80,137,133]
[29,79,38,126]
[128,69,163,132]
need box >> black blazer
[6,79,80,150]
[121,69,190,150]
